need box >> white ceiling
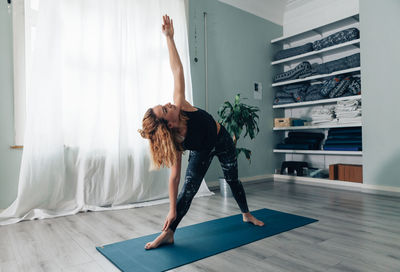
[218,0,289,25]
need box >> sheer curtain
[0,0,212,225]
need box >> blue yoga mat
[96,208,317,272]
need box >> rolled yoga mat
[96,208,317,272]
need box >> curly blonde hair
[138,108,187,169]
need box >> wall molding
[274,174,400,197]
[208,174,400,197]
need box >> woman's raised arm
[162,15,185,108]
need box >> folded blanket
[276,143,313,150]
[274,43,313,61]
[313,28,360,51]
[323,146,362,151]
[314,53,360,75]
[288,132,325,139]
[273,61,313,83]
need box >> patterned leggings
[169,125,249,232]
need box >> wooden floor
[1,181,400,272]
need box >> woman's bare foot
[144,229,174,250]
[243,212,265,226]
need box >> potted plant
[217,94,260,197]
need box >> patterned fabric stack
[320,75,361,98]
[273,53,360,83]
[304,83,324,101]
[273,61,313,83]
[273,27,360,61]
[313,53,360,75]
[312,28,359,51]
[274,76,361,106]
[273,83,309,105]
[274,43,313,61]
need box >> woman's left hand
[162,15,174,38]
[162,209,177,231]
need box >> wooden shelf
[273,149,362,156]
[273,95,361,109]
[272,67,360,87]
[273,122,362,130]
[271,39,360,65]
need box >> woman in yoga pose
[138,15,264,250]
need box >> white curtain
[0,0,212,225]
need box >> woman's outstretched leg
[145,150,214,249]
[216,126,264,226]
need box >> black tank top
[182,108,218,151]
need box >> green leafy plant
[217,94,260,162]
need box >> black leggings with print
[169,125,249,232]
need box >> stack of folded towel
[276,132,325,150]
[310,106,336,125]
[335,99,362,123]
[323,127,362,151]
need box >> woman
[138,15,264,250]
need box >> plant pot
[218,177,233,198]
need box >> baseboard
[207,174,274,191]
[274,174,400,197]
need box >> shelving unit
[273,149,362,156]
[271,14,362,184]
[271,39,360,66]
[273,95,361,109]
[271,15,359,44]
[272,67,360,87]
[273,122,361,131]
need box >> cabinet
[271,14,362,183]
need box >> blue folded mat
[96,208,317,272]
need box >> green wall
[0,2,23,209]
[360,0,400,187]
[188,0,282,182]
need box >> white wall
[360,0,400,188]
[283,0,359,36]
[218,0,285,25]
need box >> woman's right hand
[162,15,174,38]
[162,209,177,231]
